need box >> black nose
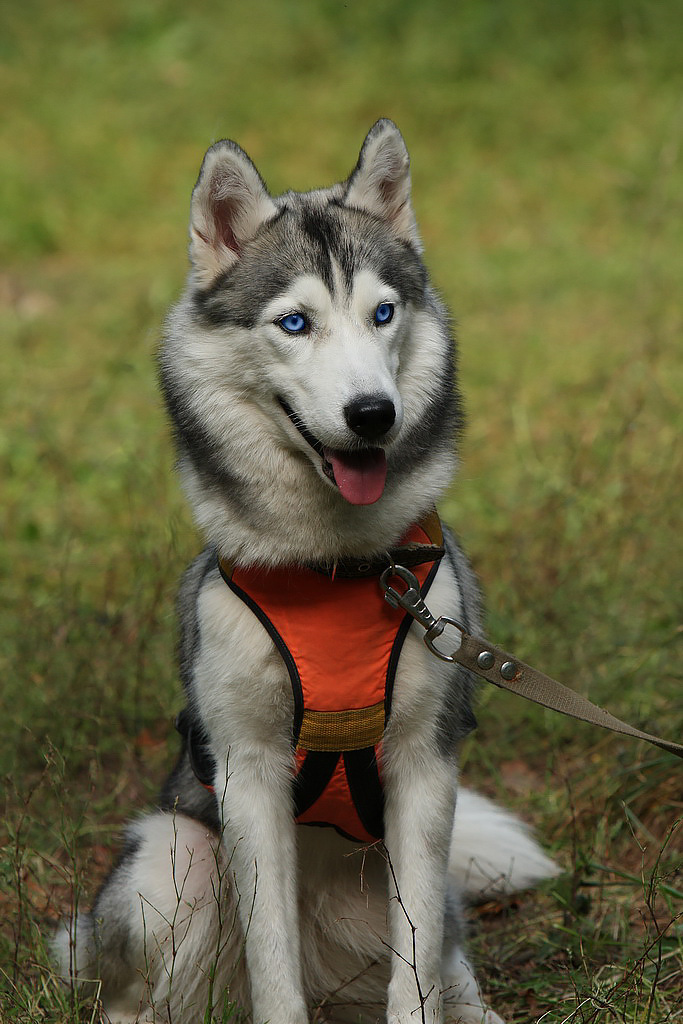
[344,396,396,441]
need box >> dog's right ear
[344,119,421,250]
[189,141,277,288]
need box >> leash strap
[453,627,683,758]
[381,564,683,759]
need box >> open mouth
[278,397,387,506]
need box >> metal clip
[379,563,464,663]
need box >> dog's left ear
[344,120,421,249]
[189,140,278,288]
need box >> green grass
[1,1,682,1020]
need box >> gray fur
[176,547,218,696]
[159,751,219,831]
[192,200,427,331]
[427,531,481,756]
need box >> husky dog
[55,120,557,1024]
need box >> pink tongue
[325,448,387,505]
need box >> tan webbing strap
[297,702,385,752]
[452,628,683,759]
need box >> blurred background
[1,2,682,1020]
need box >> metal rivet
[500,661,518,680]
[477,651,495,670]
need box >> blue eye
[278,312,308,334]
[374,302,394,325]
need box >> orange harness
[217,515,444,843]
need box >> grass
[1,0,682,1020]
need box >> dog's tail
[450,788,559,902]
[52,912,100,994]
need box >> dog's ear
[344,120,421,249]
[189,140,277,287]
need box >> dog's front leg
[214,742,308,1024]
[383,749,457,1024]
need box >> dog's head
[161,121,459,560]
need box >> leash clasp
[380,563,464,663]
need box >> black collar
[219,511,445,580]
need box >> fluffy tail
[52,912,100,993]
[450,788,559,902]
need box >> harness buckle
[380,563,464,663]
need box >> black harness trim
[293,751,341,818]
[217,561,306,745]
[175,709,215,788]
[343,747,385,839]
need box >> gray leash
[380,564,683,760]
